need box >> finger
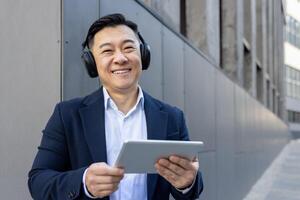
[169,156,194,170]
[94,183,119,191]
[90,175,124,184]
[156,164,182,188]
[92,163,124,176]
[87,182,119,196]
[97,165,124,176]
[157,159,185,176]
[155,163,177,182]
[95,189,118,198]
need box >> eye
[101,49,113,54]
[123,46,136,53]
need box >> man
[28,13,203,200]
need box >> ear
[81,49,98,78]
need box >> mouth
[111,68,132,74]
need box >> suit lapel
[78,89,169,199]
[144,92,168,200]
[79,88,107,163]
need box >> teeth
[113,69,130,74]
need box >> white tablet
[114,140,204,173]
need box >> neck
[105,86,139,114]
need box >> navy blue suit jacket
[28,88,203,200]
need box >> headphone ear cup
[81,50,98,78]
[140,43,151,70]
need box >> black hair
[82,13,139,49]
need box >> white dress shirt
[83,86,147,200]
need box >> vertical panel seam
[60,0,63,101]
[161,24,165,101]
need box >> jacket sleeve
[170,110,204,199]
[28,103,87,200]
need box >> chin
[115,84,137,91]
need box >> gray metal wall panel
[248,152,257,190]
[184,45,216,150]
[245,94,253,152]
[248,98,254,153]
[255,103,264,178]
[63,0,99,100]
[198,152,217,200]
[235,154,249,200]
[248,97,256,153]
[255,103,262,152]
[162,27,185,110]
[215,72,235,200]
[234,85,246,153]
[99,0,163,100]
[0,0,61,198]
[254,100,260,154]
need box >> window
[286,65,300,100]
[137,0,220,63]
[288,110,300,123]
[285,15,300,49]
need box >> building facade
[285,0,300,138]
[141,0,286,120]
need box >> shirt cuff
[82,168,97,199]
[175,175,196,194]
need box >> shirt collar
[102,86,144,111]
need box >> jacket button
[68,191,76,199]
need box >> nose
[113,51,128,65]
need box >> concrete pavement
[244,139,300,200]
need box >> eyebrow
[98,39,136,49]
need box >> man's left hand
[155,155,199,189]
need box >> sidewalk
[244,139,300,200]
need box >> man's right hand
[85,162,124,198]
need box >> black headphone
[81,31,151,78]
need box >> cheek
[131,54,143,69]
[95,59,111,73]
[137,67,142,75]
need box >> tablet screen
[114,140,204,173]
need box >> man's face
[91,25,142,94]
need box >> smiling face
[90,25,142,95]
